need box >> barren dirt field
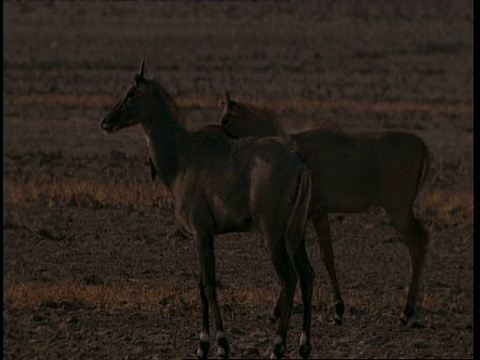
[3,2,473,359]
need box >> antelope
[218,91,431,326]
[101,61,315,359]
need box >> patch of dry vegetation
[4,178,173,210]
[4,282,280,311]
[252,97,473,117]
[418,189,473,227]
[5,281,444,317]
[1,281,392,312]
[5,179,473,227]
[5,281,197,311]
[11,93,472,116]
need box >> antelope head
[101,59,155,133]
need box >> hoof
[217,348,229,359]
[269,315,279,324]
[270,351,283,359]
[400,302,415,325]
[299,343,312,359]
[217,336,229,359]
[335,301,345,325]
[270,308,281,324]
[196,341,210,359]
[271,341,286,359]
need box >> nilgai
[218,90,431,326]
[101,61,315,359]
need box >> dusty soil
[4,2,473,359]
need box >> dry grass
[4,178,173,210]
[4,281,411,313]
[418,189,473,227]
[11,93,472,116]
[4,281,279,311]
[4,179,473,227]
[5,280,445,317]
[252,97,473,116]
[5,281,197,311]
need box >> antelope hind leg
[389,210,429,325]
[311,213,345,324]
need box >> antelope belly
[209,193,253,234]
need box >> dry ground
[4,2,473,359]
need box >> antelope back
[218,91,288,138]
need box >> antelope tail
[415,142,433,198]
[285,166,312,254]
[149,156,157,181]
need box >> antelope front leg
[196,276,210,359]
[270,292,282,323]
[196,233,230,359]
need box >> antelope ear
[134,59,145,83]
[219,90,232,109]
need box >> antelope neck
[141,112,186,189]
